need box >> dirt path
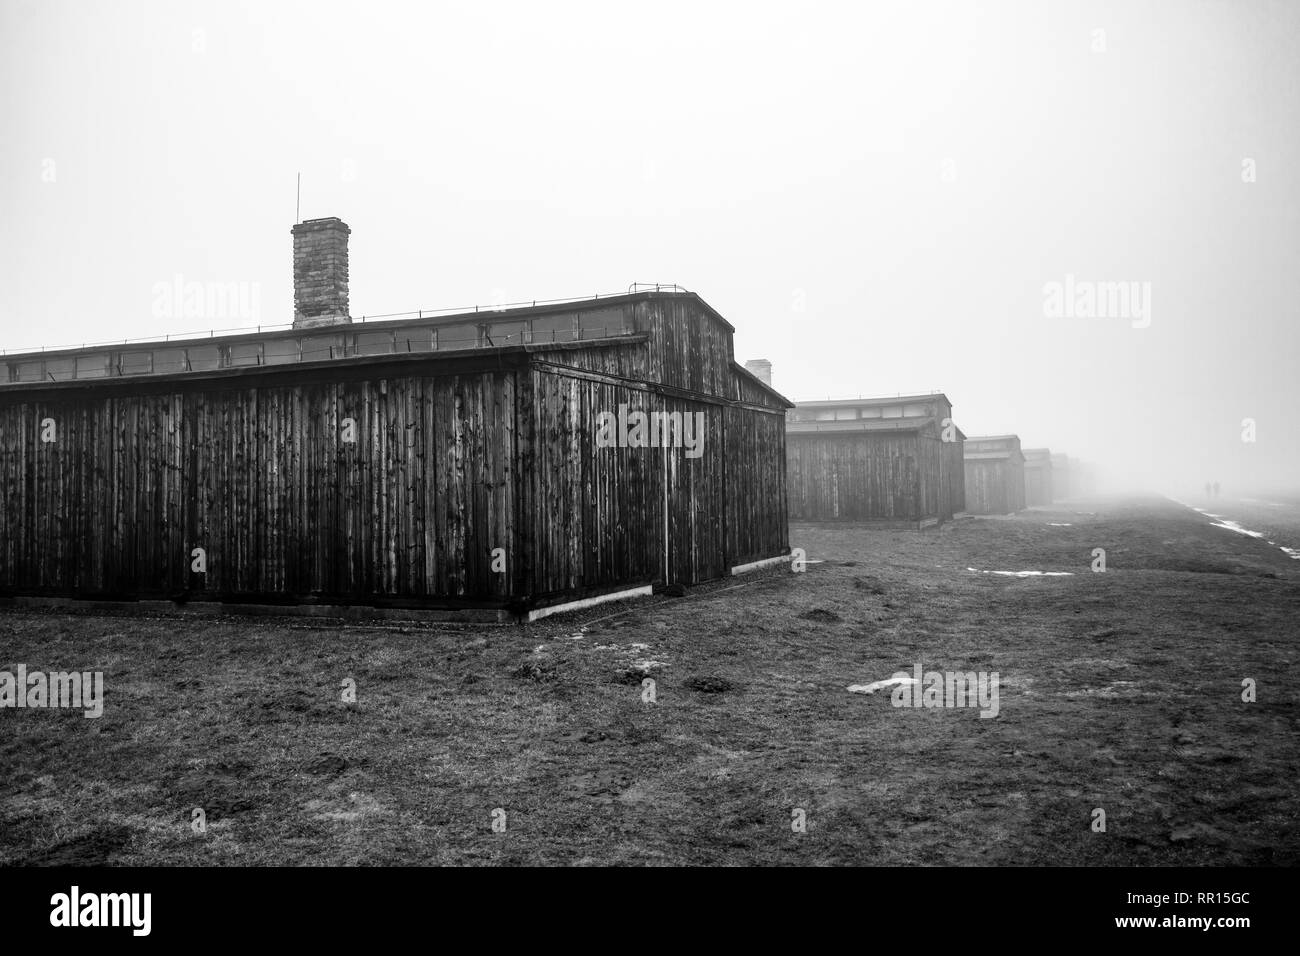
[1182,495,1300,562]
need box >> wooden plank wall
[919,398,964,520]
[732,369,785,409]
[940,436,966,518]
[526,295,788,592]
[0,370,518,602]
[525,364,787,594]
[727,364,789,564]
[531,337,649,381]
[634,298,734,397]
[664,397,727,585]
[526,367,759,593]
[963,458,1026,515]
[1009,460,1027,512]
[963,460,1001,514]
[916,435,941,520]
[786,432,929,522]
[523,372,661,597]
[1,295,791,608]
[724,406,789,566]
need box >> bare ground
[1,494,1297,865]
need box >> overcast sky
[2,0,1297,494]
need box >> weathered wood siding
[530,335,650,381]
[916,434,942,520]
[633,298,735,398]
[525,295,788,591]
[525,364,786,594]
[787,432,927,522]
[0,292,791,611]
[522,371,661,596]
[724,405,789,565]
[785,393,965,527]
[940,436,966,518]
[0,367,519,602]
[664,397,727,585]
[733,368,785,409]
[963,458,1026,515]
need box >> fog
[2,0,1296,498]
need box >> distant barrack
[0,284,688,385]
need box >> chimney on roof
[291,217,351,328]
[744,359,773,387]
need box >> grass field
[2,494,1298,866]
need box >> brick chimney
[292,217,351,328]
[744,359,773,387]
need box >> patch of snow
[848,677,919,694]
[1048,522,1072,526]
[1208,518,1264,538]
[631,659,669,672]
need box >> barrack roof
[792,392,952,408]
[0,288,727,361]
